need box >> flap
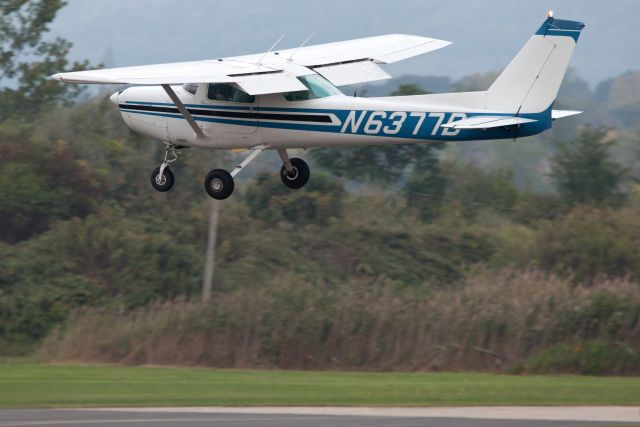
[313,60,391,86]
[234,72,307,95]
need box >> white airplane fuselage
[68,14,585,199]
[113,84,551,151]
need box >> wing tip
[49,71,118,85]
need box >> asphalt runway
[0,409,638,427]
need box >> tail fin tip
[536,16,586,42]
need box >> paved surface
[0,408,638,427]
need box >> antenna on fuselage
[258,35,286,65]
[288,32,316,62]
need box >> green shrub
[0,207,202,354]
[528,206,640,282]
[244,171,345,225]
[441,163,519,218]
[511,340,640,375]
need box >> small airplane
[53,12,584,200]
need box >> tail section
[486,15,585,115]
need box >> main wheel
[204,169,234,200]
[280,158,310,189]
[150,166,175,192]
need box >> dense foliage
[2,4,640,374]
[39,272,640,374]
[1,96,639,371]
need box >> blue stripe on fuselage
[119,102,552,141]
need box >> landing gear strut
[151,144,178,192]
[278,149,310,189]
[203,146,266,200]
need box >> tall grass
[39,270,640,373]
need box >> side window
[284,90,312,102]
[182,83,198,95]
[207,83,255,103]
[283,75,342,101]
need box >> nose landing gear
[150,144,178,192]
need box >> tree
[551,126,628,207]
[442,162,519,217]
[0,0,89,121]
[403,155,446,221]
[390,84,428,96]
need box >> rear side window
[207,83,255,103]
[182,83,198,95]
[284,75,342,101]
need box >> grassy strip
[1,364,638,408]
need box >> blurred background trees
[551,126,629,207]
[0,0,91,121]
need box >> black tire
[280,157,310,189]
[150,166,175,192]
[204,169,234,200]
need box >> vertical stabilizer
[486,15,585,114]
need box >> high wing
[232,34,451,87]
[440,116,537,130]
[51,34,451,94]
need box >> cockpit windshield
[284,75,343,101]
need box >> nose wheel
[151,166,175,192]
[151,144,178,192]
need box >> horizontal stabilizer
[552,109,582,120]
[441,116,537,130]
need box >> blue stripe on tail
[535,17,586,42]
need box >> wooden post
[202,198,220,303]
[202,155,224,303]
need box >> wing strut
[161,84,207,139]
[231,145,267,177]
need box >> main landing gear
[278,149,310,190]
[204,169,234,200]
[150,145,311,200]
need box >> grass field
[1,363,639,408]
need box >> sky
[49,0,639,87]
